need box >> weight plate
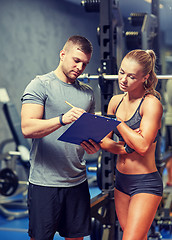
[0,168,18,196]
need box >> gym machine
[0,88,30,219]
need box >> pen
[65,101,74,108]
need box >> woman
[100,49,163,240]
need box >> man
[21,35,100,240]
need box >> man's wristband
[59,114,66,126]
[124,143,135,154]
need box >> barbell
[78,74,172,80]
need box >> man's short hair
[65,35,93,55]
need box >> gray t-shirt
[21,71,95,187]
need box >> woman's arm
[116,96,163,156]
[100,134,126,154]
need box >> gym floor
[0,161,171,240]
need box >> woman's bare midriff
[116,142,158,174]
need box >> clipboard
[57,112,121,145]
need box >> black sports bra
[112,94,158,142]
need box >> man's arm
[21,103,85,138]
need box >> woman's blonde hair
[125,49,161,99]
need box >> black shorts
[27,180,91,240]
[115,169,163,197]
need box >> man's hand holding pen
[60,100,85,125]
[62,107,85,125]
[64,101,100,154]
